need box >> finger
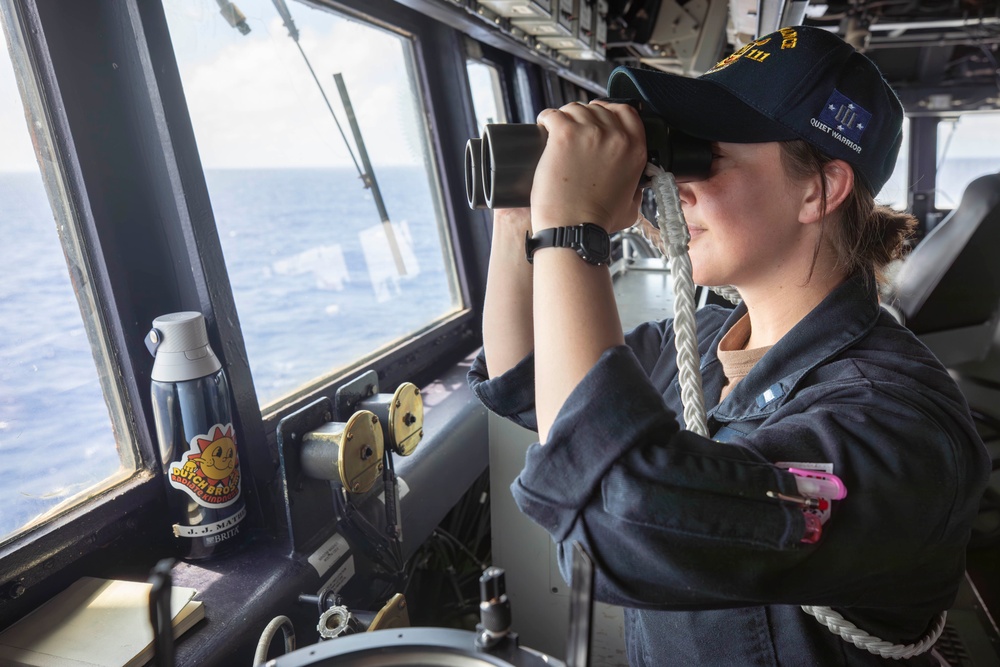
[537,102,599,126]
[541,101,614,127]
[569,100,620,125]
[535,106,554,123]
[537,101,636,144]
[590,99,645,137]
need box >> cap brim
[607,66,800,145]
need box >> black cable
[435,528,488,570]
[334,488,404,574]
[382,450,404,567]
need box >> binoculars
[464,100,714,210]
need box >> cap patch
[811,90,871,154]
[706,27,799,74]
[707,37,773,73]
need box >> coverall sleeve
[468,317,679,432]
[511,344,976,613]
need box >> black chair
[891,171,1000,372]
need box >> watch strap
[525,227,563,264]
[524,224,611,265]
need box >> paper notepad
[0,577,204,667]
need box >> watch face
[582,224,611,263]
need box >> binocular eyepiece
[464,100,714,210]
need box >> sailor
[469,25,990,665]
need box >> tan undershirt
[717,313,772,401]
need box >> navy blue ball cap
[607,25,904,194]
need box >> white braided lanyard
[644,165,946,659]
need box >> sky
[1,0,430,171]
[4,3,1000,172]
[0,27,38,172]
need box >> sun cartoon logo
[188,425,238,481]
[168,423,242,508]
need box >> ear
[799,159,854,224]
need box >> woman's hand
[530,100,647,236]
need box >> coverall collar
[706,274,881,422]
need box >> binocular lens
[465,138,487,209]
[480,136,493,208]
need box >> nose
[676,180,695,207]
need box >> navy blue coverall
[469,275,990,666]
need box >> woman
[469,25,990,665]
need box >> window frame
[0,0,172,623]
[0,0,491,626]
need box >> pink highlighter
[787,467,848,502]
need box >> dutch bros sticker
[168,423,242,508]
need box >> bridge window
[935,113,1000,210]
[467,59,509,133]
[0,12,134,543]
[162,1,462,409]
[876,117,909,211]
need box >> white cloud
[171,8,425,168]
[0,2,430,171]
[0,31,42,172]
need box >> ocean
[0,166,459,539]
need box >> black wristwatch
[525,224,612,266]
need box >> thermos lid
[148,311,223,382]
